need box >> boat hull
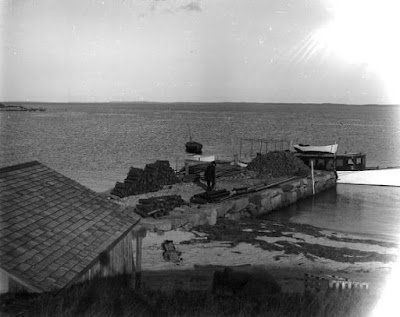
[185,141,203,154]
[293,144,338,154]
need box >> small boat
[186,154,215,162]
[293,143,338,154]
[236,161,248,168]
[185,126,203,154]
[185,141,203,154]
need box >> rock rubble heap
[247,151,310,178]
[111,160,179,198]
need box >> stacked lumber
[144,160,179,186]
[111,160,179,198]
[190,189,231,204]
[247,151,310,177]
[135,194,185,218]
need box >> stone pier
[140,171,337,232]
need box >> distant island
[0,103,45,112]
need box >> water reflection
[264,184,400,242]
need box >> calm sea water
[265,184,400,242]
[1,102,399,239]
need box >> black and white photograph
[1,0,400,316]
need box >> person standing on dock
[205,161,216,192]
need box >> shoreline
[139,218,397,293]
[0,103,45,112]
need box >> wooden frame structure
[74,226,146,290]
[238,138,292,160]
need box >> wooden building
[0,161,145,294]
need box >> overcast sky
[1,0,399,104]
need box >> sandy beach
[139,219,398,294]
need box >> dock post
[239,139,242,159]
[234,154,238,165]
[231,138,235,157]
[185,161,189,176]
[311,161,315,195]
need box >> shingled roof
[0,161,141,292]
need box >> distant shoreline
[0,103,45,112]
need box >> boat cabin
[294,152,366,171]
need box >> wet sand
[140,219,398,294]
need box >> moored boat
[185,141,203,154]
[185,126,203,154]
[293,143,338,154]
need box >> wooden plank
[131,239,136,274]
[311,161,315,195]
[219,175,301,201]
[185,162,189,176]
[135,236,142,289]
[136,237,142,272]
[129,234,134,274]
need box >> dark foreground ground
[0,273,380,317]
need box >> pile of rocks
[135,194,186,218]
[246,151,310,178]
[111,160,179,198]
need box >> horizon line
[1,100,399,107]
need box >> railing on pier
[173,138,295,172]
